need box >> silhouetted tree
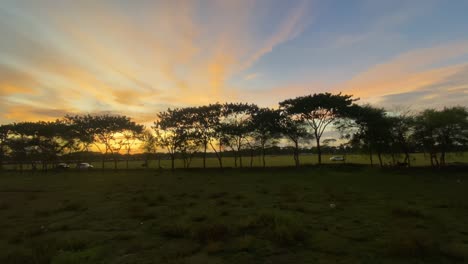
[66,114,139,169]
[413,107,468,167]
[346,105,393,167]
[0,124,12,170]
[279,93,356,164]
[153,108,190,170]
[251,108,282,167]
[188,104,223,168]
[277,113,310,167]
[219,103,258,168]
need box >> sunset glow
[1,0,467,124]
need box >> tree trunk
[369,146,374,167]
[239,153,243,168]
[377,151,383,168]
[294,141,300,167]
[316,137,322,165]
[234,152,237,168]
[250,149,254,168]
[203,143,207,169]
[262,146,266,168]
[171,154,175,170]
[213,140,223,168]
[440,151,446,166]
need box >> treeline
[0,93,467,170]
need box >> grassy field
[1,166,468,263]
[4,152,468,170]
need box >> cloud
[337,41,468,107]
[241,0,313,70]
[378,64,468,109]
[0,0,314,124]
[244,73,260,81]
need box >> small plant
[58,201,87,212]
[391,207,424,218]
[194,223,230,243]
[160,222,190,239]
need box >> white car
[76,163,94,169]
[56,163,70,169]
[329,156,345,161]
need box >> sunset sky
[1,0,468,124]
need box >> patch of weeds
[189,193,200,199]
[34,209,54,217]
[156,194,167,203]
[190,214,208,222]
[176,192,188,198]
[194,223,230,243]
[128,205,156,220]
[440,243,468,261]
[204,241,224,254]
[0,248,35,264]
[0,202,8,210]
[233,194,245,200]
[241,200,256,208]
[161,222,191,239]
[57,201,87,213]
[386,232,439,259]
[112,232,135,241]
[391,207,424,218]
[239,211,307,246]
[8,233,23,244]
[219,210,229,216]
[22,226,47,238]
[216,199,229,206]
[60,238,89,252]
[209,192,228,199]
[50,246,103,264]
[25,193,38,201]
[234,235,256,252]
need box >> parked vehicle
[76,163,94,169]
[329,156,345,161]
[56,163,70,169]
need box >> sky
[1,0,468,125]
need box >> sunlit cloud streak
[0,0,468,124]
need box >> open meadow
[1,166,468,264]
[4,153,468,170]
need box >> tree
[66,114,140,169]
[346,105,393,167]
[277,113,310,167]
[251,108,282,168]
[153,108,190,170]
[279,93,356,164]
[141,130,158,168]
[413,107,468,167]
[219,103,258,168]
[188,104,223,168]
[0,124,12,170]
[388,110,414,166]
[122,123,144,169]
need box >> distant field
[0,167,467,263]
[3,152,468,170]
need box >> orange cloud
[337,41,468,105]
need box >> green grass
[5,152,467,170]
[0,166,467,263]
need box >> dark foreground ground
[0,166,467,264]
